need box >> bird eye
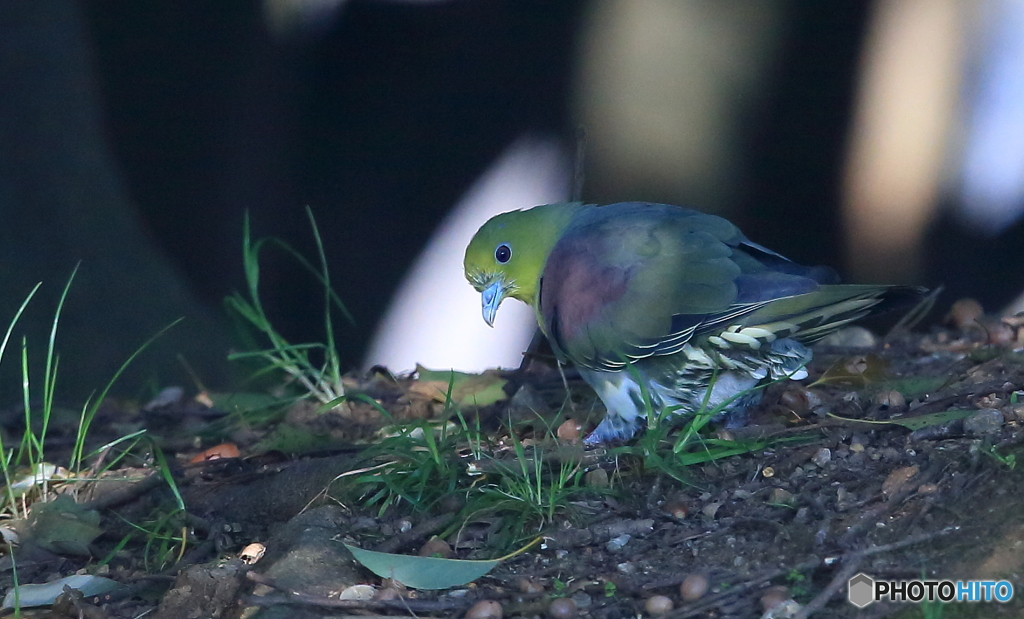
[495,243,512,264]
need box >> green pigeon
[464,202,924,444]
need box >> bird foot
[583,414,642,445]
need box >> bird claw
[584,414,642,445]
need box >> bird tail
[740,285,927,344]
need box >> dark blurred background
[2,0,1022,402]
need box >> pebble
[964,408,1004,436]
[760,586,790,612]
[464,600,502,619]
[605,534,631,552]
[570,591,592,609]
[762,599,803,618]
[518,577,545,594]
[811,448,831,467]
[419,536,452,558]
[665,499,689,519]
[644,595,673,615]
[769,488,795,506]
[778,387,813,414]
[546,597,577,618]
[557,418,582,442]
[339,585,375,600]
[680,574,709,601]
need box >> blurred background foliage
[1,0,1022,401]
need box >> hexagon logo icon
[848,573,875,608]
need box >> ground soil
[3,317,1024,619]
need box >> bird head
[464,202,585,326]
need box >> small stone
[836,486,851,508]
[880,447,902,461]
[339,584,375,600]
[605,534,631,551]
[569,592,592,609]
[645,595,673,615]
[419,536,452,558]
[518,577,545,594]
[811,448,832,467]
[665,499,688,519]
[760,585,790,612]
[762,466,775,478]
[680,573,709,601]
[769,488,795,506]
[763,599,803,618]
[964,408,1004,436]
[557,418,582,442]
[465,600,503,619]
[546,597,577,619]
[917,483,939,495]
[778,387,812,415]
[616,562,637,575]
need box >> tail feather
[743,285,927,344]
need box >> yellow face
[463,203,582,326]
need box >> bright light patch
[364,137,569,373]
[959,0,1024,235]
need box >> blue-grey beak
[481,279,505,327]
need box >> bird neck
[514,201,588,305]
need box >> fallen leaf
[412,366,508,408]
[810,354,888,388]
[344,543,499,590]
[882,465,919,497]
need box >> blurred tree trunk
[0,0,234,401]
